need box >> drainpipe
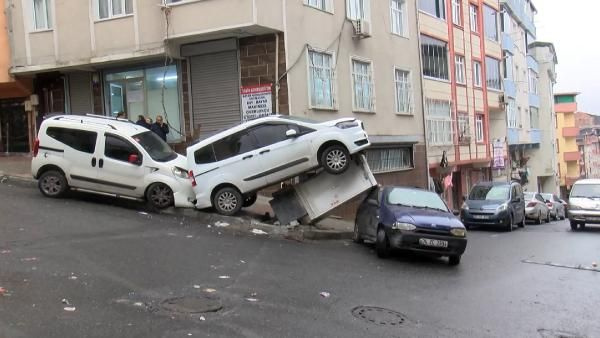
[274,33,279,113]
[415,3,431,190]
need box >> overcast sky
[535,0,598,114]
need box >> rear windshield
[469,185,510,201]
[524,192,535,200]
[570,184,600,199]
[132,131,177,162]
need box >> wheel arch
[35,164,66,180]
[317,140,349,162]
[210,183,241,203]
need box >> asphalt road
[1,181,599,338]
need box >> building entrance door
[0,100,29,153]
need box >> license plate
[419,238,448,248]
[473,215,489,219]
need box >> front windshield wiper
[411,205,447,213]
[393,203,416,208]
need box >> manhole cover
[161,295,222,314]
[351,306,407,326]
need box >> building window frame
[475,114,484,143]
[419,0,446,20]
[421,35,450,81]
[304,0,333,13]
[346,0,370,21]
[366,146,414,173]
[473,60,482,87]
[455,55,466,85]
[307,49,337,110]
[457,112,471,144]
[451,0,462,26]
[96,0,134,21]
[351,57,375,112]
[390,0,408,37]
[528,69,539,95]
[469,4,479,33]
[426,98,453,146]
[32,0,52,31]
[394,68,413,115]
[530,106,539,129]
[483,4,498,42]
[485,56,502,91]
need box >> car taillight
[189,170,197,187]
[527,202,536,207]
[33,138,40,157]
[546,202,553,208]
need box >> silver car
[541,193,566,221]
[524,192,551,224]
[568,179,600,231]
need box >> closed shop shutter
[68,73,92,115]
[189,51,240,136]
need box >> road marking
[522,259,600,273]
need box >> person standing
[136,115,150,129]
[151,115,169,141]
[116,111,127,119]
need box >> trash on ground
[193,285,201,289]
[68,275,78,280]
[167,232,177,236]
[199,316,206,321]
[240,260,246,264]
[320,292,331,298]
[207,225,212,228]
[138,211,149,216]
[1,250,10,254]
[62,298,70,305]
[133,302,144,307]
[186,235,194,238]
[204,288,216,293]
[218,275,230,279]
[63,307,76,312]
[21,257,38,262]
[246,298,258,302]
[251,229,268,235]
[215,221,229,228]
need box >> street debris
[207,225,212,228]
[0,287,6,296]
[62,298,71,305]
[204,288,216,293]
[199,316,206,321]
[138,211,149,216]
[68,275,78,280]
[218,276,230,279]
[167,232,177,236]
[522,259,600,272]
[186,235,194,238]
[193,285,201,289]
[21,257,38,262]
[63,307,76,312]
[133,302,144,307]
[215,221,229,228]
[246,298,258,302]
[240,260,246,264]
[319,292,331,298]
[1,249,11,254]
[251,229,268,235]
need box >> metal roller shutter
[189,51,240,136]
[68,73,92,115]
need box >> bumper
[525,207,539,219]
[343,128,371,154]
[461,210,509,227]
[568,210,600,224]
[171,178,196,208]
[388,231,467,256]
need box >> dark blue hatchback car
[354,186,467,266]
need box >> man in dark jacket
[136,115,150,129]
[151,115,169,141]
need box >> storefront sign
[492,140,505,169]
[241,84,272,121]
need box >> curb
[0,172,36,186]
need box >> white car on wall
[186,115,371,215]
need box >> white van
[32,115,195,209]
[568,179,600,230]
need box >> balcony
[529,94,540,108]
[501,0,536,36]
[502,33,514,55]
[529,129,541,144]
[507,128,520,145]
[555,102,577,113]
[527,55,539,73]
[564,151,581,162]
[562,127,580,137]
[504,79,516,99]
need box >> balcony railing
[562,127,580,138]
[564,151,581,162]
[507,128,520,145]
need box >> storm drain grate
[351,306,407,326]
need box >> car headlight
[451,228,467,237]
[336,121,359,129]
[461,202,469,210]
[172,166,188,179]
[391,222,416,231]
[496,203,508,212]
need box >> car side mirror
[367,199,379,207]
[128,154,140,165]
[286,129,298,138]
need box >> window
[212,131,257,162]
[390,0,407,36]
[507,98,518,128]
[451,0,461,25]
[455,55,465,84]
[419,0,446,20]
[476,115,484,142]
[530,107,539,129]
[473,61,482,87]
[98,0,133,20]
[528,69,538,94]
[308,50,335,109]
[485,56,501,90]
[250,124,289,148]
[194,145,216,164]
[351,59,375,111]
[457,113,470,143]
[483,4,498,41]
[347,0,368,20]
[366,146,413,173]
[33,0,51,30]
[305,0,330,12]
[503,55,513,80]
[421,35,449,80]
[394,69,413,114]
[46,127,97,153]
[426,99,453,145]
[105,134,141,162]
[469,4,478,32]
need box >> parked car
[524,192,551,224]
[568,179,600,230]
[460,181,526,231]
[186,115,370,215]
[354,186,467,266]
[32,115,196,209]
[541,193,566,220]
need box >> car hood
[569,197,600,210]
[466,200,506,211]
[391,206,464,230]
[319,117,357,127]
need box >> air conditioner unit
[353,19,372,38]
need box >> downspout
[415,4,431,190]
[275,32,279,113]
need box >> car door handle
[259,149,270,155]
[99,159,104,168]
[91,158,96,167]
[243,154,253,160]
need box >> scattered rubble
[251,229,268,235]
[319,292,330,298]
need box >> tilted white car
[186,115,371,215]
[32,115,195,209]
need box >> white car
[32,115,195,209]
[186,115,370,215]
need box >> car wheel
[38,170,68,198]
[146,183,174,209]
[518,215,526,228]
[448,255,461,266]
[546,212,551,223]
[320,145,350,175]
[506,214,513,232]
[580,223,586,230]
[570,221,578,231]
[353,221,364,244]
[536,212,542,225]
[242,193,258,208]
[212,187,243,216]
[375,227,391,259]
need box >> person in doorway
[116,111,126,119]
[151,115,169,141]
[136,115,150,129]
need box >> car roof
[573,179,600,185]
[43,114,148,137]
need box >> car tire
[212,187,243,216]
[146,183,174,210]
[506,214,513,232]
[242,193,258,208]
[375,227,391,259]
[570,221,578,231]
[320,145,350,175]
[353,221,364,244]
[546,212,551,223]
[580,223,586,230]
[448,255,461,266]
[518,215,526,228]
[536,212,543,225]
[38,170,68,198]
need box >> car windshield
[524,192,535,201]
[278,115,319,124]
[469,185,509,201]
[132,131,177,162]
[386,188,448,212]
[570,184,600,199]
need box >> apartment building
[577,126,600,180]
[528,41,558,194]
[0,0,33,153]
[5,0,427,191]
[554,92,580,197]
[418,0,501,209]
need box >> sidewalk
[0,155,353,241]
